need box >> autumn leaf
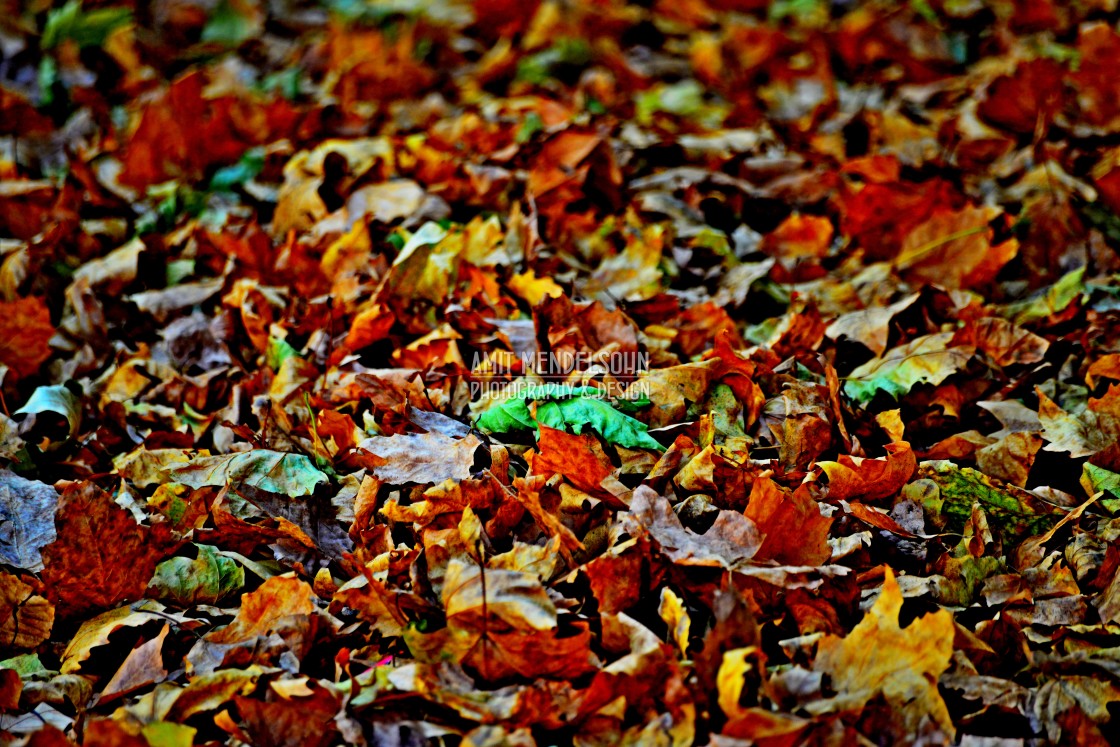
[906,461,1065,542]
[743,475,832,565]
[11,2,1120,743]
[629,485,761,569]
[171,450,329,496]
[0,471,58,572]
[818,442,917,502]
[186,574,323,675]
[844,333,975,404]
[357,431,482,485]
[39,482,178,619]
[811,566,955,738]
[893,205,1017,289]
[149,544,245,607]
[0,570,53,650]
[0,297,53,381]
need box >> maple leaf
[39,482,179,620]
[0,297,53,382]
[818,442,917,502]
[743,475,832,565]
[811,566,956,739]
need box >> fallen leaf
[0,297,53,381]
[844,333,975,404]
[0,570,53,650]
[811,566,955,737]
[171,450,329,496]
[744,475,833,565]
[0,471,58,572]
[628,485,761,569]
[40,482,178,619]
[358,431,482,485]
[818,442,917,503]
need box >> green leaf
[554,396,662,450]
[170,449,329,496]
[201,0,259,46]
[1080,463,1120,514]
[209,148,265,192]
[475,384,661,450]
[266,336,301,372]
[42,1,132,50]
[515,112,544,144]
[515,38,591,84]
[998,266,1085,325]
[0,653,47,677]
[141,722,197,747]
[844,333,973,404]
[149,544,245,606]
[636,80,706,124]
[904,461,1065,542]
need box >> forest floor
[4,1,1120,745]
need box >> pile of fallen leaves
[8,0,1120,744]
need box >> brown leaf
[39,482,178,619]
[0,296,53,381]
[0,569,53,650]
[628,485,760,569]
[187,574,323,675]
[358,431,483,485]
[894,206,1017,289]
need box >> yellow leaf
[812,566,955,737]
[508,269,563,306]
[717,646,759,719]
[658,587,691,656]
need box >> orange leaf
[530,425,614,494]
[743,476,833,565]
[0,296,53,381]
[818,442,917,502]
[762,213,834,260]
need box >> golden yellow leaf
[658,587,691,657]
[812,566,955,737]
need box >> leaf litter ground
[6,1,1120,745]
